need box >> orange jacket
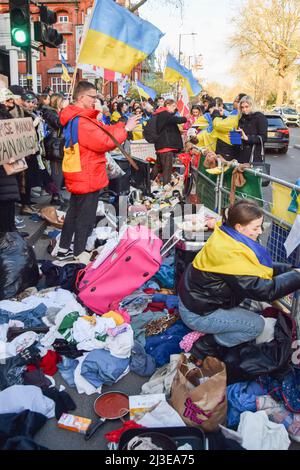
[60,105,127,194]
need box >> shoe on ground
[16,221,26,229]
[20,205,39,215]
[15,216,24,224]
[51,196,63,207]
[56,249,74,261]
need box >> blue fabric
[0,304,47,327]
[101,115,111,125]
[152,294,178,309]
[204,113,213,133]
[227,381,266,428]
[81,349,129,388]
[57,357,78,388]
[230,109,238,116]
[153,262,175,289]
[145,320,191,367]
[220,224,273,268]
[129,341,156,377]
[141,280,160,290]
[258,367,300,413]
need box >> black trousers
[150,151,175,186]
[59,190,100,256]
[0,201,16,232]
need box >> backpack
[143,115,159,144]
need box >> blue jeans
[178,298,265,347]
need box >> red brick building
[0,0,141,96]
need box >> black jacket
[0,105,20,202]
[154,109,187,151]
[178,262,300,316]
[237,112,268,163]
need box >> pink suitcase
[77,225,163,314]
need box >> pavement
[15,194,151,451]
[14,151,300,451]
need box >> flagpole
[70,0,97,101]
[134,80,143,103]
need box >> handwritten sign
[0,117,39,165]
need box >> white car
[272,107,300,127]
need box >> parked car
[272,107,299,127]
[264,114,289,154]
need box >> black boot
[191,334,225,360]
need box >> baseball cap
[0,87,18,103]
[21,91,37,102]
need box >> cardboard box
[57,413,92,434]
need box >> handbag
[249,135,270,187]
[44,129,65,162]
[3,157,28,175]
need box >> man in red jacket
[56,81,139,260]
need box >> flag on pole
[77,0,164,75]
[136,80,156,100]
[177,87,190,117]
[164,54,202,97]
[61,54,71,82]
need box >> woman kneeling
[178,199,300,349]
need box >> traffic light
[34,5,63,48]
[9,0,31,48]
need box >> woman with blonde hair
[237,95,268,163]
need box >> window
[37,74,42,94]
[18,50,26,61]
[58,40,67,60]
[58,15,68,22]
[266,117,285,127]
[51,77,71,94]
[19,74,42,93]
[19,74,27,88]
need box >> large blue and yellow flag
[136,80,156,100]
[61,54,71,83]
[164,54,202,97]
[77,0,164,75]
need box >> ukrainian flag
[193,224,273,280]
[164,54,202,97]
[136,80,156,100]
[61,54,71,83]
[77,0,164,75]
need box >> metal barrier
[193,163,300,322]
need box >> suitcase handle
[160,229,182,257]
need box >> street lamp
[178,32,197,65]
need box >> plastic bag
[0,232,39,300]
[106,153,125,180]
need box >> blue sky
[140,0,242,86]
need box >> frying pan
[85,391,129,440]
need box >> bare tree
[230,0,300,105]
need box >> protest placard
[0,117,39,165]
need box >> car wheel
[279,147,288,154]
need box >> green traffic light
[12,27,28,45]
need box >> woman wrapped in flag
[178,199,300,351]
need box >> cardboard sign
[0,117,39,165]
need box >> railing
[193,161,300,323]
